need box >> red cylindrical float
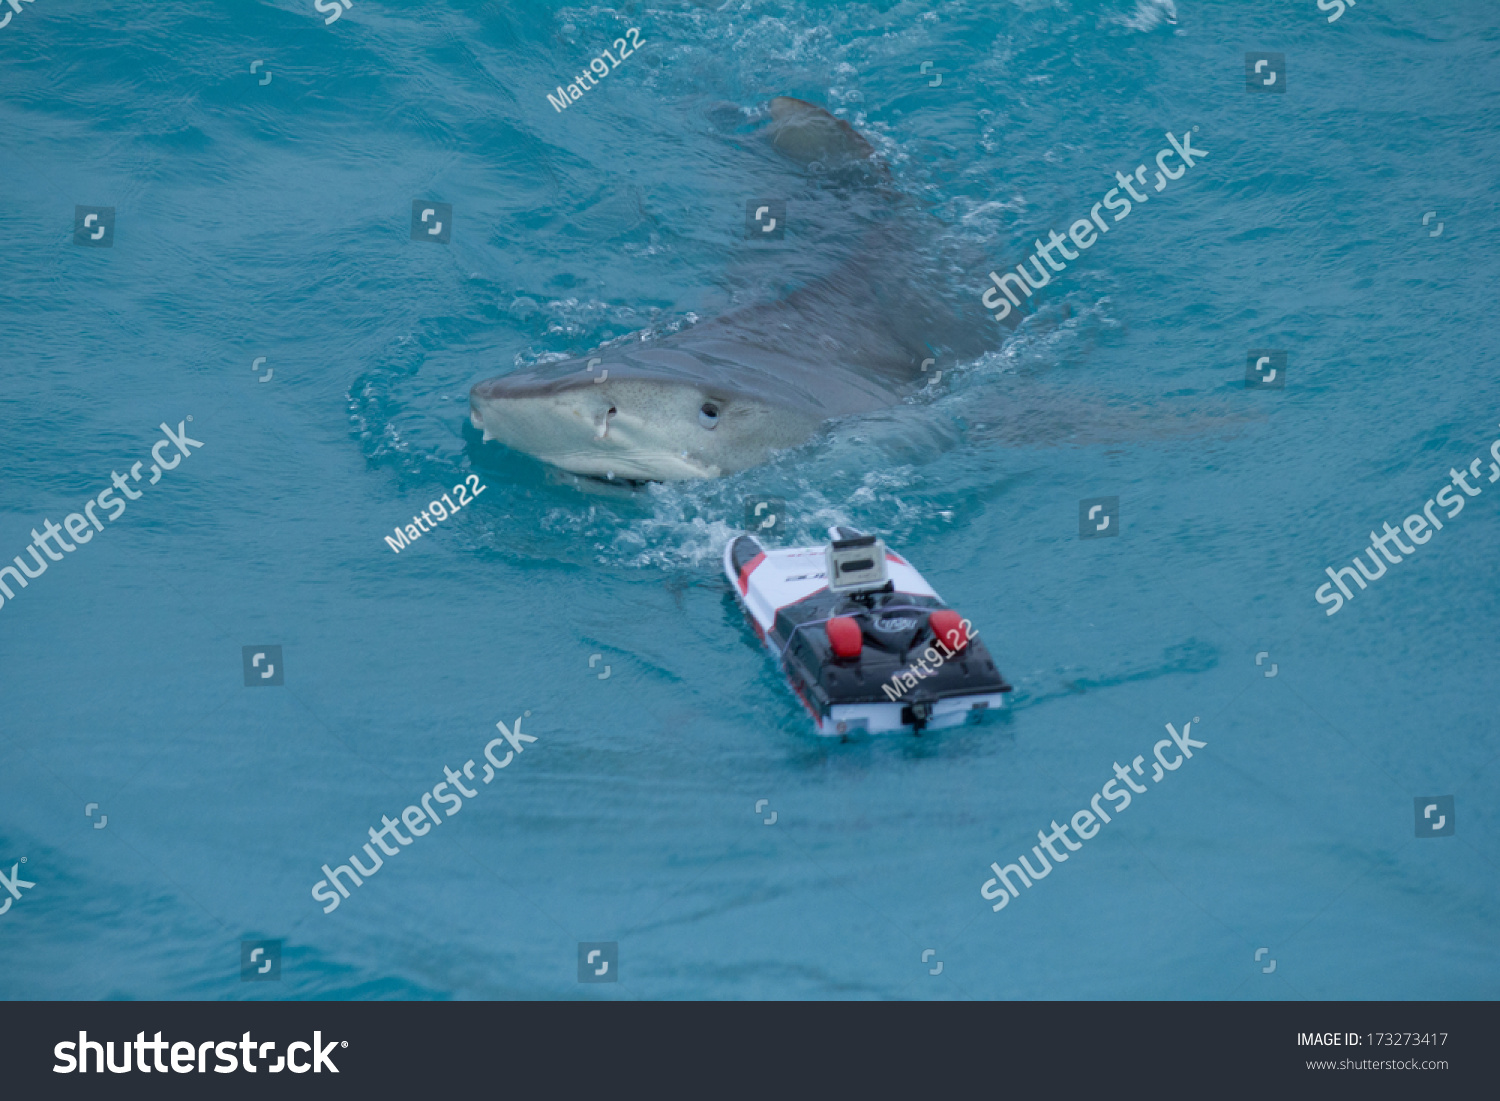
[825,616,863,658]
[929,609,969,652]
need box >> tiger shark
[469,97,1004,481]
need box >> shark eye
[699,402,720,429]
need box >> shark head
[469,353,824,481]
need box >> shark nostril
[595,405,618,440]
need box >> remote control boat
[724,527,1011,737]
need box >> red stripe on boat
[737,551,766,594]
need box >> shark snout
[469,382,616,444]
[469,372,575,402]
[469,377,722,480]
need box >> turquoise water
[2,0,1497,1000]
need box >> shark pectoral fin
[766,96,880,170]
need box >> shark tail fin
[766,96,885,174]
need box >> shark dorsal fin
[766,96,883,173]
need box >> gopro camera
[825,534,889,594]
